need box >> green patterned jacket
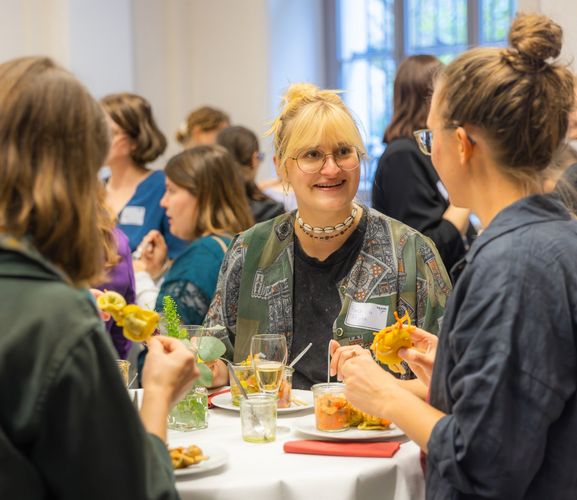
[205,206,452,369]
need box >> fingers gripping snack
[370,311,414,375]
[96,291,159,342]
[169,445,207,469]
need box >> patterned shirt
[205,206,452,370]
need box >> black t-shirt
[291,210,367,389]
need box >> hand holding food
[397,327,438,387]
[96,290,159,342]
[370,311,414,375]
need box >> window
[334,0,517,190]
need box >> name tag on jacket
[119,206,145,226]
[344,302,389,331]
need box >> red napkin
[207,388,230,409]
[284,440,401,458]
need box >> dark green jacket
[0,235,178,499]
[205,207,451,371]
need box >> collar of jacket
[0,233,69,283]
[465,194,571,264]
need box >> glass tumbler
[167,386,208,431]
[311,382,350,432]
[240,394,277,443]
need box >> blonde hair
[268,83,366,172]
[101,93,167,166]
[437,13,575,182]
[0,57,109,286]
[165,145,254,239]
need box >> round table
[169,398,425,500]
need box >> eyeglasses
[413,125,476,156]
[290,145,361,174]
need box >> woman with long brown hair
[373,55,474,273]
[0,57,197,498]
[136,144,253,324]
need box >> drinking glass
[250,334,288,397]
[240,394,277,443]
[167,325,208,431]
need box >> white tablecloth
[169,403,425,500]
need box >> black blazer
[372,137,475,274]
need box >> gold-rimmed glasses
[413,126,476,156]
[289,145,361,174]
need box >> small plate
[294,416,405,441]
[211,389,314,414]
[171,445,228,477]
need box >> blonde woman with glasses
[205,83,451,390]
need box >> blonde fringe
[266,83,346,155]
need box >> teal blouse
[155,234,231,325]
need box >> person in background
[372,55,475,274]
[0,56,197,499]
[176,106,230,148]
[217,125,285,223]
[135,145,253,324]
[101,92,187,259]
[93,187,136,359]
[205,83,451,390]
[332,14,577,499]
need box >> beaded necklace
[296,205,358,240]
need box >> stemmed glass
[250,334,288,397]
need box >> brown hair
[268,83,366,172]
[384,55,442,144]
[165,145,253,239]
[437,13,575,179]
[176,106,230,145]
[96,185,120,272]
[101,93,166,166]
[0,57,109,286]
[216,125,267,202]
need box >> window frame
[325,0,516,191]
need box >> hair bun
[507,13,562,71]
[283,83,319,107]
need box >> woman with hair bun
[101,93,187,259]
[332,13,577,499]
[205,83,451,390]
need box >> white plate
[211,389,314,414]
[294,416,405,441]
[171,445,228,477]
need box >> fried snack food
[169,445,207,469]
[96,290,159,342]
[370,311,413,375]
[348,404,392,430]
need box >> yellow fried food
[370,311,413,375]
[96,291,159,342]
[348,404,392,430]
[96,290,127,324]
[169,445,207,469]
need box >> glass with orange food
[311,382,350,432]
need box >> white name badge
[119,206,146,226]
[344,302,389,331]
